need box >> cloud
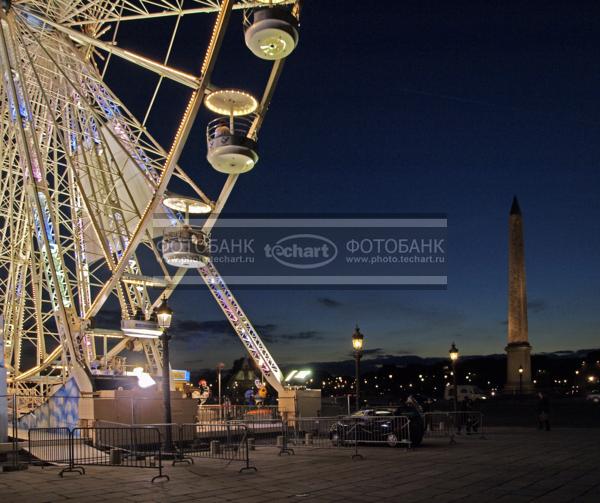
[528,299,547,313]
[317,297,342,308]
[379,303,467,337]
[273,330,323,342]
[347,347,384,358]
[174,319,234,338]
[173,320,277,340]
[394,349,414,356]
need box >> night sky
[105,1,600,370]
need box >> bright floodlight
[284,369,312,382]
[156,296,173,329]
[131,367,156,389]
[204,89,258,116]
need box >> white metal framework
[0,0,297,402]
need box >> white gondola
[205,89,259,174]
[162,225,210,268]
[244,4,300,61]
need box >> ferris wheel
[0,0,300,403]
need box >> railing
[206,115,257,143]
[27,426,169,482]
[196,404,279,422]
[11,395,200,430]
[97,420,256,472]
[177,422,256,473]
[423,411,485,443]
[2,393,25,470]
[292,416,411,459]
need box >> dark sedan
[329,406,425,447]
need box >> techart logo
[264,234,338,269]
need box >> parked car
[329,406,425,448]
[586,390,600,403]
[444,385,486,402]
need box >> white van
[444,385,486,402]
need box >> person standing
[537,392,550,431]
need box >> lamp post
[449,342,459,412]
[217,362,225,407]
[352,325,364,412]
[518,365,524,395]
[156,296,173,452]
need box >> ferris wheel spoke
[62,1,295,27]
[23,12,200,90]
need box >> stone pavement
[1,428,599,502]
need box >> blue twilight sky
[106,1,600,369]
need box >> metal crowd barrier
[449,411,484,437]
[28,427,168,482]
[288,415,412,459]
[97,420,256,472]
[196,405,279,422]
[238,418,291,453]
[423,411,485,443]
[176,422,255,473]
[2,393,26,470]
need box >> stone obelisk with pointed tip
[505,197,534,394]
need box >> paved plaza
[1,428,600,502]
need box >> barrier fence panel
[27,427,73,471]
[447,411,485,438]
[423,411,485,442]
[352,416,411,448]
[424,412,456,442]
[288,416,412,459]
[27,427,169,482]
[291,416,349,450]
[239,418,289,453]
[2,394,25,470]
[177,422,256,473]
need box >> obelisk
[505,197,534,393]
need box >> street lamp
[449,342,459,412]
[156,296,173,452]
[518,365,524,395]
[217,362,225,408]
[352,325,364,412]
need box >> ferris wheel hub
[244,7,299,61]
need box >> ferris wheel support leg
[199,261,284,394]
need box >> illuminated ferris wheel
[0,0,300,402]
